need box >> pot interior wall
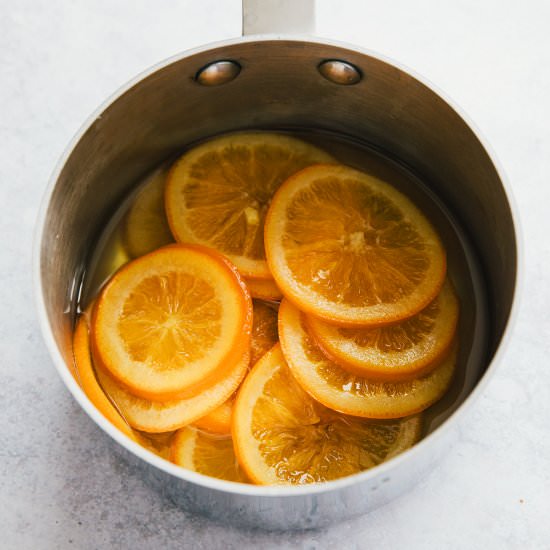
[40,39,516,399]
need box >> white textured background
[1,1,549,548]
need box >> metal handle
[242,0,316,35]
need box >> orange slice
[172,427,249,483]
[233,345,422,485]
[245,277,283,301]
[94,350,250,433]
[192,397,234,435]
[307,279,459,380]
[72,314,138,441]
[278,299,457,418]
[124,166,174,258]
[92,244,252,401]
[264,164,446,326]
[165,132,334,279]
[192,300,279,434]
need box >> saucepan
[34,0,520,530]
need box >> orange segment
[165,132,334,279]
[172,427,249,483]
[307,279,459,380]
[94,350,250,433]
[245,277,283,301]
[124,166,174,258]
[72,314,138,441]
[192,299,279,435]
[278,299,457,418]
[92,244,252,400]
[233,345,422,485]
[265,164,446,326]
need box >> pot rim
[33,33,523,498]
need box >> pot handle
[242,0,316,35]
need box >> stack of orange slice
[75,244,252,436]
[72,132,460,485]
[164,133,335,282]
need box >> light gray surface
[1,0,549,548]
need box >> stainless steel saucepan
[34,0,521,530]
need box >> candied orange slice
[192,300,279,435]
[124,166,174,258]
[232,345,422,485]
[245,277,283,301]
[94,350,250,433]
[307,279,459,380]
[265,164,446,326]
[165,132,334,279]
[172,427,249,483]
[278,300,456,418]
[92,244,252,400]
[73,314,138,441]
[193,397,234,435]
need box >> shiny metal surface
[196,60,242,86]
[34,35,520,530]
[318,59,362,85]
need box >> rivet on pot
[195,60,241,86]
[318,60,362,85]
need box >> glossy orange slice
[307,279,459,380]
[192,398,234,435]
[278,299,457,418]
[172,427,249,483]
[94,350,250,433]
[165,132,334,279]
[92,244,252,401]
[124,166,174,258]
[232,345,422,485]
[265,164,446,326]
[245,277,283,301]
